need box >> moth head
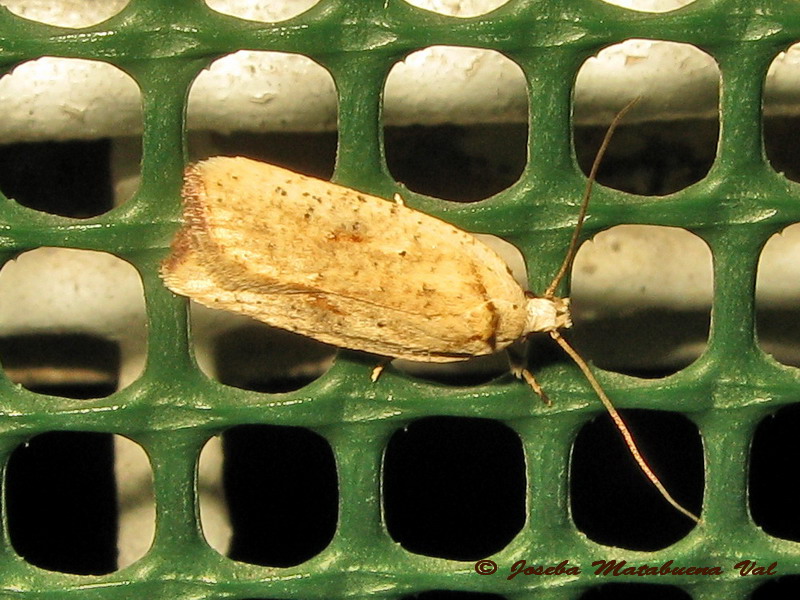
[523,295,572,335]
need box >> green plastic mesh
[1,0,799,598]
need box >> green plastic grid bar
[0,0,799,598]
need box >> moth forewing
[161,157,533,362]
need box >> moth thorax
[523,296,572,334]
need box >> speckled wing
[160,156,528,362]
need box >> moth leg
[392,193,405,207]
[507,352,551,405]
[370,359,390,382]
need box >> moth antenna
[544,97,640,299]
[549,330,700,523]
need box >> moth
[161,100,699,522]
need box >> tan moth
[160,101,699,523]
